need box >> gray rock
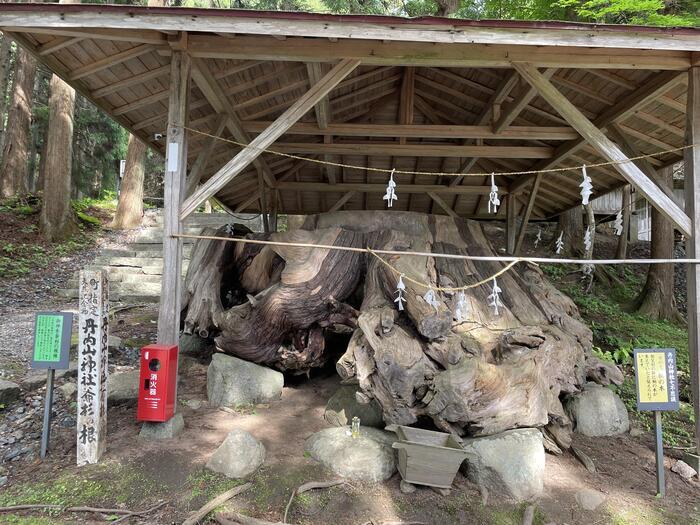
[185,399,203,410]
[58,382,77,400]
[206,428,265,478]
[575,488,606,511]
[566,383,629,437]
[108,335,123,349]
[180,333,209,356]
[207,353,283,407]
[107,370,140,406]
[462,428,545,502]
[0,476,7,487]
[139,413,185,440]
[304,426,396,483]
[672,460,697,479]
[324,386,384,428]
[0,380,20,405]
[21,362,78,391]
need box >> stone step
[120,273,164,285]
[117,282,162,296]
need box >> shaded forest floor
[0,204,698,524]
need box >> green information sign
[31,311,72,370]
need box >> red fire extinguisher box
[137,344,178,422]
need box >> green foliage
[548,264,694,447]
[553,0,698,25]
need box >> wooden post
[506,194,517,254]
[514,173,542,254]
[157,50,190,346]
[685,65,700,462]
[77,269,108,466]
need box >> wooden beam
[4,25,167,45]
[157,49,190,346]
[184,35,691,70]
[276,182,498,195]
[306,62,330,129]
[190,56,276,188]
[493,68,556,133]
[328,191,356,212]
[180,58,361,219]
[268,142,553,158]
[186,114,227,198]
[233,160,306,212]
[69,44,154,81]
[1,9,698,51]
[92,64,169,98]
[427,191,458,217]
[512,62,691,236]
[37,35,82,56]
[235,122,579,140]
[513,173,542,254]
[685,65,700,458]
[510,69,686,194]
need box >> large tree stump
[182,211,620,436]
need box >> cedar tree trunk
[110,134,147,229]
[633,167,682,322]
[0,47,36,197]
[0,35,14,156]
[39,72,77,242]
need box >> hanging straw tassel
[488,173,500,214]
[383,168,397,208]
[580,165,593,206]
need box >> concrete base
[682,452,700,472]
[139,413,184,440]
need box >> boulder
[107,370,140,406]
[206,428,265,478]
[207,353,283,407]
[139,413,185,440]
[566,383,629,437]
[324,386,384,428]
[21,362,77,391]
[575,488,606,511]
[58,382,77,400]
[108,335,123,349]
[0,380,20,405]
[304,426,396,483]
[461,428,545,502]
[672,460,697,480]
[179,333,209,356]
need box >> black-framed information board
[634,348,679,412]
[31,311,73,370]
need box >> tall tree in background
[110,134,147,229]
[39,0,80,242]
[0,47,36,197]
[631,166,682,322]
[0,35,14,156]
[110,0,164,229]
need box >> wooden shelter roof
[1,4,699,219]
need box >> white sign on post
[77,270,108,466]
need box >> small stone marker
[77,270,109,466]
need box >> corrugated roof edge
[0,3,698,36]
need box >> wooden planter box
[388,425,468,489]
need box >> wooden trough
[388,425,468,489]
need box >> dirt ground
[1,304,699,525]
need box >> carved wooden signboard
[77,270,108,466]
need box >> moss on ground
[0,460,162,517]
[543,264,694,447]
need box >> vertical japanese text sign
[634,348,680,411]
[77,270,108,466]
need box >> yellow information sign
[634,348,679,411]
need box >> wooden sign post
[77,270,109,466]
[634,348,680,497]
[31,311,73,458]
